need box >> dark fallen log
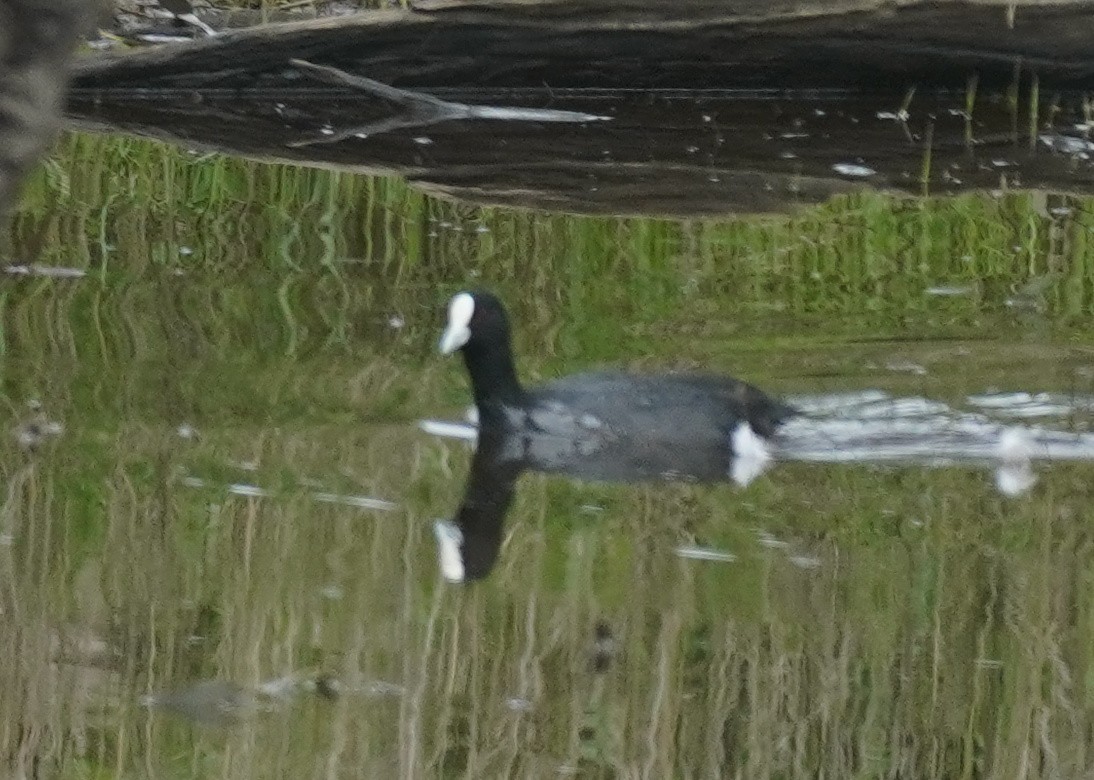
[0,0,95,217]
[71,1,1094,92]
[66,1,1094,216]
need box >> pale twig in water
[1028,73,1039,150]
[157,0,218,36]
[287,59,610,146]
[964,73,978,148]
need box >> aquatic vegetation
[0,130,1093,777]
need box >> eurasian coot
[432,290,796,582]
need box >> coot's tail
[746,393,799,439]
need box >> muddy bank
[67,0,1094,216]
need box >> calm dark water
[1,132,1093,777]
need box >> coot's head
[438,290,511,356]
[438,290,524,411]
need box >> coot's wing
[536,371,794,437]
[671,374,797,436]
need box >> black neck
[462,336,526,422]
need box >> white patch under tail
[433,520,465,582]
[729,422,773,487]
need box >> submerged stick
[290,59,457,112]
[287,59,610,146]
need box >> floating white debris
[675,546,737,563]
[875,110,909,121]
[176,423,197,439]
[1038,133,1094,154]
[925,285,974,297]
[505,697,534,712]
[832,163,876,178]
[387,315,405,329]
[312,492,397,511]
[412,136,433,145]
[228,484,269,498]
[4,265,87,278]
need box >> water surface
[1,133,1093,777]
